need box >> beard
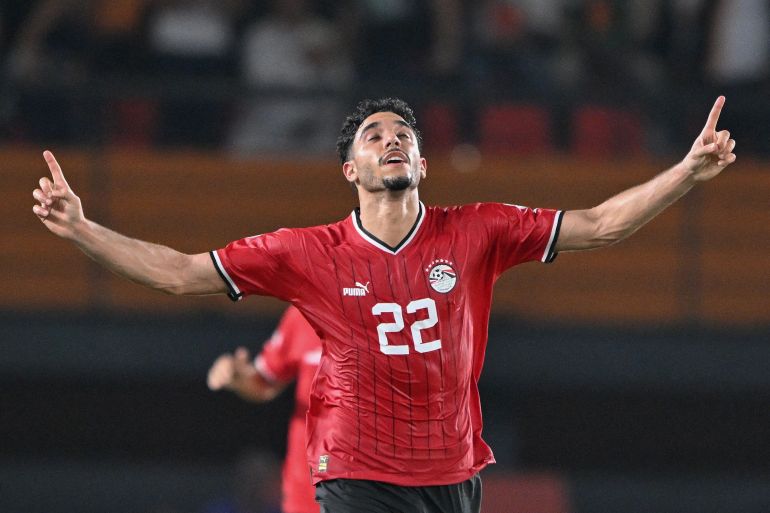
[382,175,412,191]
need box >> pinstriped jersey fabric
[212,203,562,486]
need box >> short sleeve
[210,228,306,302]
[254,307,304,384]
[479,203,563,274]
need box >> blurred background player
[208,305,321,513]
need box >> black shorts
[315,474,482,513]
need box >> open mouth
[381,151,409,166]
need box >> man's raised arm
[556,96,736,252]
[32,151,227,295]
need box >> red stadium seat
[421,102,460,150]
[479,104,552,155]
[108,98,159,147]
[481,472,570,513]
[572,105,644,157]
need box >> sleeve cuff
[542,210,563,263]
[209,250,243,301]
[255,355,281,384]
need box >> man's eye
[398,133,410,139]
[368,135,381,142]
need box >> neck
[357,190,421,248]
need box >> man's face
[344,111,426,193]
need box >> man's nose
[385,131,401,147]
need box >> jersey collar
[351,202,425,255]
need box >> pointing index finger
[43,150,69,188]
[703,96,725,134]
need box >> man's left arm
[556,96,736,252]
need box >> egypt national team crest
[426,259,458,293]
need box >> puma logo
[343,281,370,296]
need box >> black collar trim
[352,202,425,255]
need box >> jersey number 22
[372,298,441,355]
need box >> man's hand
[207,347,257,392]
[32,150,85,239]
[207,347,283,402]
[682,96,737,182]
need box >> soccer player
[32,97,736,513]
[207,305,321,513]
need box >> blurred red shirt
[255,306,321,513]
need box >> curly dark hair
[336,98,422,164]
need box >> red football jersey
[211,202,562,487]
[255,306,321,513]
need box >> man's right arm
[32,150,227,296]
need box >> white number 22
[372,298,441,355]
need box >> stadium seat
[108,98,159,147]
[421,102,459,150]
[481,472,570,513]
[479,104,552,155]
[571,105,644,157]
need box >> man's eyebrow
[359,119,413,139]
[359,121,380,139]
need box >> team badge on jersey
[426,259,457,293]
[318,455,329,472]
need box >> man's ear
[342,161,357,183]
[419,157,427,179]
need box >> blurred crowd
[0,0,767,157]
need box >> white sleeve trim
[210,250,243,301]
[541,210,564,263]
[254,355,280,384]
